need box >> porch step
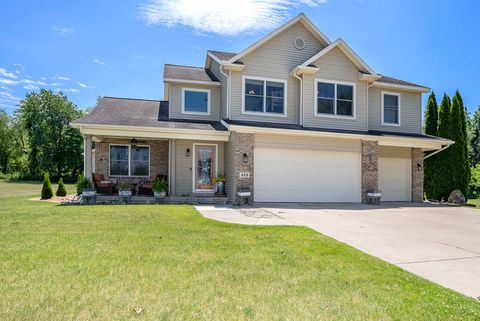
[91,195,228,205]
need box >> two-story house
[71,13,452,204]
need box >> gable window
[182,88,210,114]
[315,80,355,118]
[243,77,286,115]
[109,144,150,177]
[382,92,400,125]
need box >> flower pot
[82,188,96,197]
[216,181,225,195]
[154,191,167,198]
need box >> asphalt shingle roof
[208,50,237,61]
[163,64,219,82]
[71,97,226,131]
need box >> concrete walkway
[196,203,480,298]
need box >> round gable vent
[293,37,306,50]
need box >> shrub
[76,173,93,195]
[56,178,67,196]
[41,172,53,199]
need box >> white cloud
[55,76,70,81]
[0,91,21,102]
[24,84,39,90]
[138,0,327,36]
[93,59,105,65]
[60,88,80,93]
[52,26,74,37]
[0,68,18,79]
[77,82,89,88]
[0,78,19,85]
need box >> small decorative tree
[56,177,67,197]
[41,172,53,199]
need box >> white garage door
[378,157,412,201]
[254,147,361,203]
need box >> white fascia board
[221,63,245,72]
[291,65,319,76]
[302,38,378,76]
[226,13,331,64]
[71,123,230,141]
[163,78,221,86]
[221,121,451,150]
[371,81,431,93]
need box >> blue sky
[1,0,479,116]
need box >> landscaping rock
[448,189,466,204]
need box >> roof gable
[302,38,377,75]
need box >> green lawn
[0,179,76,198]
[468,198,480,207]
[0,180,479,320]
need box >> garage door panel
[378,157,411,202]
[254,148,361,203]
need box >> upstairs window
[182,88,210,114]
[244,77,286,115]
[382,92,400,125]
[316,80,355,117]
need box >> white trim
[241,75,288,117]
[314,78,356,120]
[381,91,401,127]
[371,81,430,93]
[163,78,221,86]
[108,144,150,178]
[227,13,331,64]
[182,88,211,115]
[302,39,377,76]
[192,143,218,193]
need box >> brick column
[411,148,424,202]
[225,132,254,204]
[361,140,378,203]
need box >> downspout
[367,82,374,130]
[220,65,230,119]
[423,143,454,160]
[293,70,303,126]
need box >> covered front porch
[80,126,230,204]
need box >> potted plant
[118,183,133,197]
[213,175,225,195]
[153,178,168,198]
[77,175,94,196]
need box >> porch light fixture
[186,148,191,157]
[131,138,138,150]
[417,163,422,171]
[243,153,248,163]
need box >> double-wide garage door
[254,135,362,203]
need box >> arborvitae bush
[41,172,53,199]
[56,177,67,197]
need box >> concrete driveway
[254,203,480,298]
[197,203,480,298]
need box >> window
[244,77,286,115]
[109,145,150,176]
[315,80,355,117]
[183,88,210,114]
[382,92,400,125]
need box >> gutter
[219,65,230,119]
[423,142,454,160]
[292,70,303,126]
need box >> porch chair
[139,174,168,196]
[92,173,114,195]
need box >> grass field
[0,179,479,320]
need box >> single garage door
[254,135,361,203]
[378,155,412,202]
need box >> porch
[81,128,230,203]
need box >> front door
[193,144,216,192]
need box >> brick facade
[411,147,424,202]
[225,132,254,204]
[94,139,168,184]
[361,140,378,203]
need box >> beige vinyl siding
[255,134,361,153]
[368,87,422,134]
[175,140,224,195]
[168,83,220,121]
[229,22,325,124]
[209,60,228,119]
[303,47,367,131]
[379,146,412,158]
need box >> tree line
[0,89,84,181]
[423,90,480,200]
